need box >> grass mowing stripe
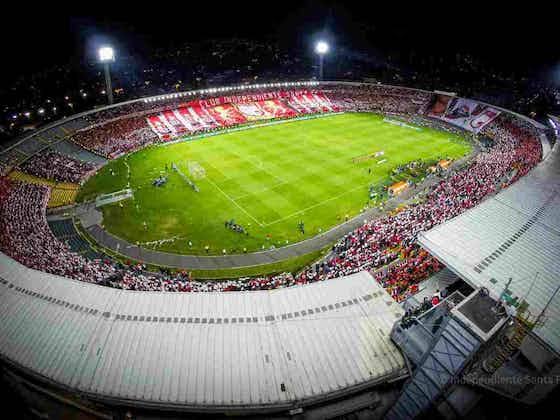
[262,180,374,227]
[232,180,290,201]
[79,113,471,255]
[203,176,264,227]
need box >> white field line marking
[197,114,435,228]
[204,176,264,227]
[203,157,288,200]
[262,180,372,227]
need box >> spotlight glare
[98,46,115,62]
[315,41,329,55]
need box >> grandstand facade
[0,81,558,418]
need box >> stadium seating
[8,170,56,187]
[48,219,102,258]
[71,116,156,158]
[8,170,80,208]
[0,162,8,177]
[19,150,98,183]
[68,86,432,158]
[0,85,545,300]
[47,185,79,208]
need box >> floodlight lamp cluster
[315,41,329,55]
[98,46,115,63]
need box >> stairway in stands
[48,219,103,261]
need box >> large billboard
[428,95,501,132]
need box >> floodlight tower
[98,46,115,105]
[315,41,329,80]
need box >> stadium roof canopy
[419,145,560,354]
[0,254,406,412]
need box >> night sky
[3,1,560,86]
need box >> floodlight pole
[315,41,328,80]
[103,62,114,105]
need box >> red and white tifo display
[146,90,339,140]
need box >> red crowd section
[0,102,543,301]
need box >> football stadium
[1,9,560,420]
[78,112,471,257]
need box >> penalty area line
[262,181,371,227]
[204,177,264,227]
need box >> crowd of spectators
[327,84,433,115]
[375,250,443,301]
[0,180,116,282]
[0,93,544,300]
[18,151,98,183]
[283,113,541,300]
[70,86,316,155]
[80,84,317,126]
[69,84,433,157]
[400,288,446,330]
[71,118,157,158]
[297,113,540,298]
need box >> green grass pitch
[78,113,471,255]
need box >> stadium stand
[1,116,90,156]
[48,219,102,259]
[7,170,80,208]
[50,139,108,165]
[0,147,27,168]
[12,137,46,156]
[0,81,557,416]
[145,91,334,140]
[18,150,98,183]
[419,142,560,353]
[0,179,115,281]
[47,185,79,208]
[71,116,157,158]
[8,170,56,187]
[0,84,544,298]
[48,218,78,238]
